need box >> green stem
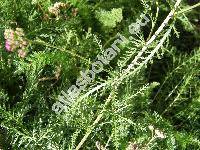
[176,2,200,14]
[92,0,103,11]
[75,91,114,150]
[29,40,89,63]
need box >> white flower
[129,22,141,35]
[148,125,154,131]
[54,2,66,9]
[15,28,25,37]
[48,7,60,16]
[155,129,166,139]
[31,0,37,5]
[4,29,13,39]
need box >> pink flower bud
[5,40,12,52]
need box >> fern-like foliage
[0,0,200,149]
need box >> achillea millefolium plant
[0,0,200,149]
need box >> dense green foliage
[0,0,199,149]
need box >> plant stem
[75,92,114,150]
[176,2,200,14]
[29,40,90,63]
[75,1,182,149]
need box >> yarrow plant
[52,11,151,115]
[4,28,28,58]
[0,0,200,149]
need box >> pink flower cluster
[4,28,28,58]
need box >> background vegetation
[0,0,199,149]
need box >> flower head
[4,28,28,57]
[48,7,60,16]
[18,49,27,58]
[54,2,67,9]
